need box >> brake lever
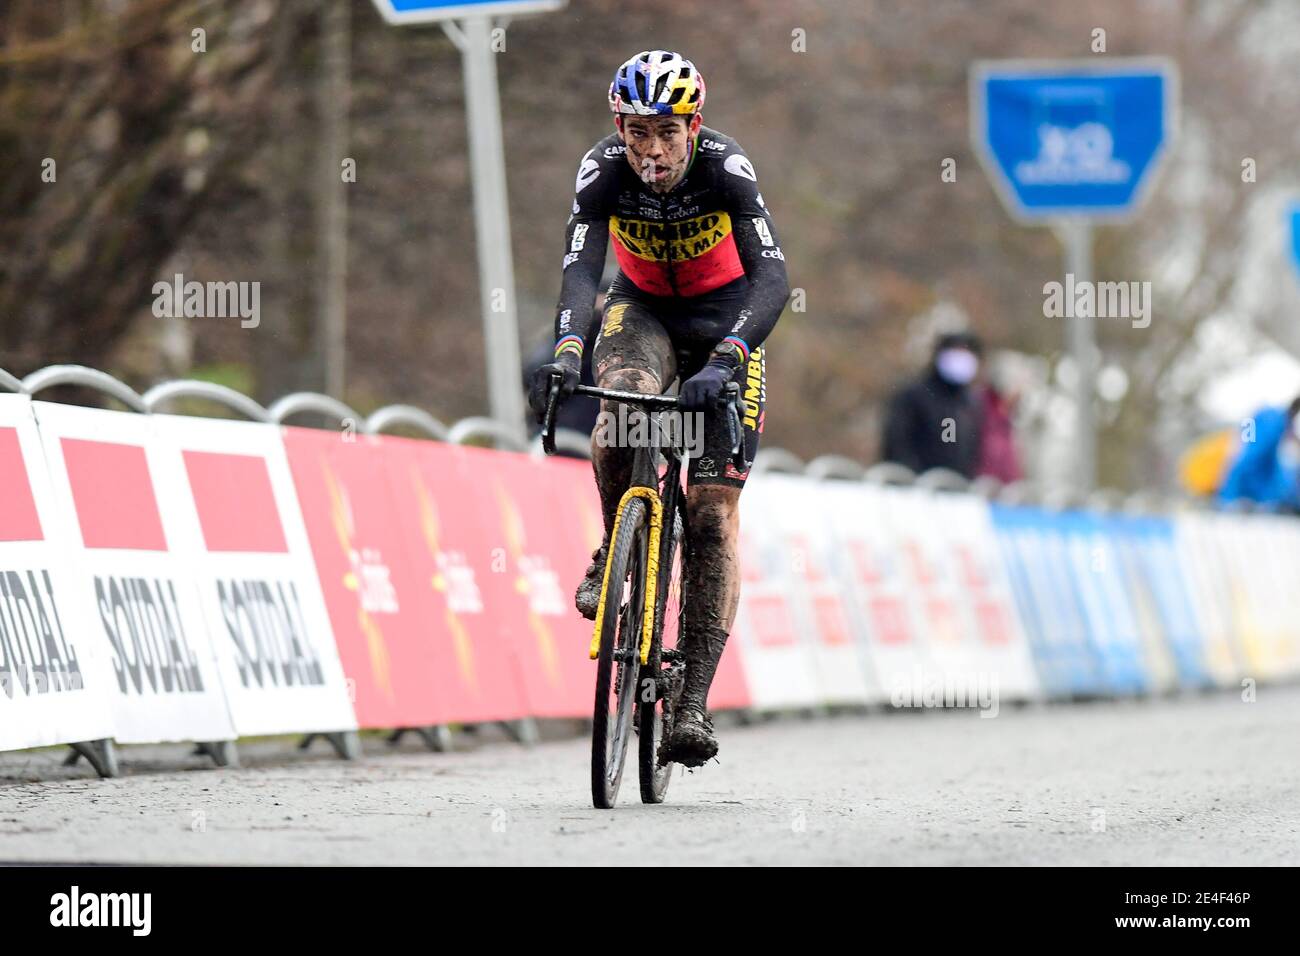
[541,371,562,456]
[721,381,746,470]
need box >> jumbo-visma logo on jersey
[609,211,745,297]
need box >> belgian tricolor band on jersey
[608,211,746,297]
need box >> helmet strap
[684,115,702,172]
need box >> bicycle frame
[540,376,746,665]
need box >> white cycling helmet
[608,50,706,116]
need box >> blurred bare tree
[0,0,281,376]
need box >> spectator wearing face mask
[881,331,985,479]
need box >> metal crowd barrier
[0,362,1217,514]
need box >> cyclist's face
[618,114,701,192]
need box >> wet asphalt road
[2,684,1298,865]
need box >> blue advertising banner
[1127,516,1212,688]
[992,506,1103,696]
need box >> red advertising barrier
[283,427,499,727]
[284,424,753,729]
[382,438,572,721]
[452,449,600,718]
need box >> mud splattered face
[617,114,702,193]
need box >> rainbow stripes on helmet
[608,50,705,116]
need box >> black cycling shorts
[591,289,765,488]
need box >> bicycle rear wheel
[591,495,649,809]
[639,493,685,803]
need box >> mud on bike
[540,374,748,809]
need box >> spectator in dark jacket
[882,331,984,479]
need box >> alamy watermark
[889,669,1000,718]
[1043,273,1151,329]
[50,886,151,936]
[152,273,260,328]
[593,404,705,457]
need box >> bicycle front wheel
[640,493,685,803]
[591,495,649,809]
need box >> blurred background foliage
[3,0,1300,490]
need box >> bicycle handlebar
[541,374,747,473]
[572,383,683,409]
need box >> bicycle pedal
[661,649,685,663]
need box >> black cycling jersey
[553,126,790,359]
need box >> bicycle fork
[589,484,664,666]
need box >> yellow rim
[589,485,663,666]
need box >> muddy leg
[589,365,660,535]
[578,304,677,621]
[679,484,741,712]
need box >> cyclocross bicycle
[541,375,747,809]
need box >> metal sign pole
[971,59,1177,496]
[1056,217,1096,495]
[444,16,525,443]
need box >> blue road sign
[371,0,565,26]
[971,59,1177,221]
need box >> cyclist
[528,50,790,767]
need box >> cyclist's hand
[679,360,734,411]
[528,352,581,421]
